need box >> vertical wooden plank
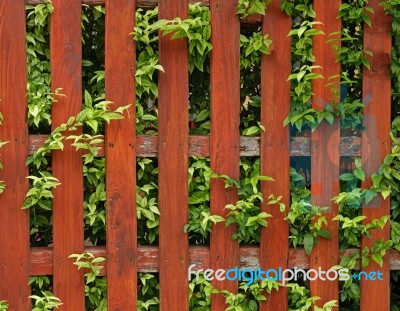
[259,1,291,309]
[209,0,240,309]
[310,0,341,307]
[0,1,30,310]
[105,0,137,310]
[50,1,85,310]
[158,0,189,310]
[361,1,392,310]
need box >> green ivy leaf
[304,233,314,255]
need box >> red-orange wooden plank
[104,0,137,309]
[158,0,189,310]
[360,1,392,310]
[310,0,341,307]
[209,0,240,309]
[50,0,85,309]
[0,1,30,310]
[259,1,291,309]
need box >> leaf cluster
[30,291,62,311]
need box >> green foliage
[329,29,372,70]
[137,274,159,311]
[137,158,159,245]
[361,239,393,268]
[289,21,324,63]
[236,0,272,18]
[288,283,338,311]
[26,101,129,169]
[280,0,315,18]
[337,253,362,306]
[239,26,272,137]
[383,1,400,122]
[338,1,374,26]
[207,165,276,243]
[29,276,51,293]
[240,32,272,69]
[26,0,54,130]
[30,291,62,311]
[154,12,212,72]
[133,3,212,75]
[136,180,160,244]
[189,273,281,311]
[333,214,390,251]
[83,157,106,243]
[69,252,105,284]
[335,0,371,106]
[285,10,325,130]
[391,220,400,252]
[22,172,60,210]
[368,132,400,200]
[219,280,279,311]
[0,113,7,194]
[0,301,8,311]
[185,158,213,242]
[133,7,163,100]
[133,4,214,135]
[23,101,130,244]
[283,0,375,133]
[189,274,214,310]
[69,252,107,310]
[184,210,224,239]
[285,200,330,255]
[381,0,400,33]
[185,159,276,243]
[225,193,272,243]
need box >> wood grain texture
[158,0,189,309]
[29,246,400,275]
[105,0,137,310]
[260,1,291,309]
[310,0,341,307]
[361,1,392,310]
[50,0,85,310]
[0,1,30,310]
[209,0,240,309]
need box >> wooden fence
[0,0,398,310]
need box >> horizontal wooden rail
[28,134,363,157]
[30,246,400,275]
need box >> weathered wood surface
[28,134,365,157]
[158,0,189,309]
[210,0,241,309]
[310,0,341,307]
[260,1,291,309]
[361,1,392,310]
[0,0,31,310]
[30,247,400,276]
[50,0,85,310]
[105,0,137,309]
